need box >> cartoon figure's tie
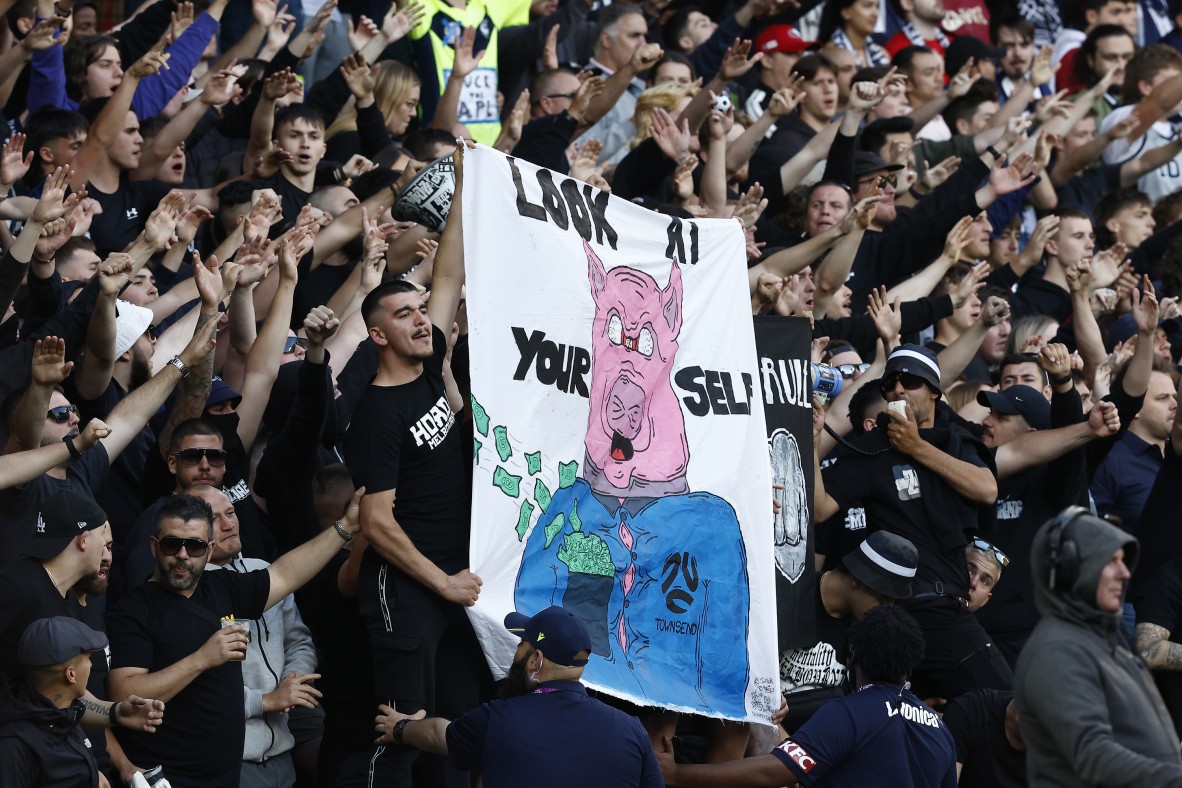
[618,516,635,653]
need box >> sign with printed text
[463,145,778,721]
[443,67,499,125]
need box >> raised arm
[70,42,170,191]
[2,336,74,455]
[887,408,997,504]
[994,401,1119,478]
[73,255,133,401]
[425,142,468,333]
[429,27,484,132]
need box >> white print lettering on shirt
[844,507,867,531]
[409,396,456,449]
[996,498,1024,520]
[781,641,847,693]
[886,700,942,728]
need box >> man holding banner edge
[343,141,490,787]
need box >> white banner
[463,145,777,722]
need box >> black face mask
[496,653,535,699]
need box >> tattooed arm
[1136,623,1182,671]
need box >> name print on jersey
[410,396,456,449]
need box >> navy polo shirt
[1092,430,1164,535]
[771,684,957,787]
[445,679,662,788]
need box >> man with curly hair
[655,605,957,786]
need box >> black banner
[754,315,816,651]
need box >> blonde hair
[326,61,421,140]
[945,380,990,413]
[629,83,699,149]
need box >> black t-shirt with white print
[87,175,172,256]
[343,325,468,571]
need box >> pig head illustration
[584,241,689,493]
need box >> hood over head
[1030,508,1138,632]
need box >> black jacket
[0,685,98,788]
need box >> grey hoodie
[1015,513,1182,787]
[208,557,317,763]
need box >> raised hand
[951,261,989,308]
[201,65,246,107]
[1030,44,1056,88]
[77,418,111,450]
[629,42,663,74]
[266,7,297,52]
[980,295,1010,327]
[263,68,301,102]
[451,27,486,80]
[143,191,190,250]
[1027,215,1060,263]
[846,80,883,113]
[868,286,902,344]
[986,152,1037,197]
[343,154,376,178]
[942,214,974,261]
[1131,275,1160,334]
[31,336,74,386]
[382,0,426,43]
[341,53,377,100]
[733,182,767,229]
[169,1,195,39]
[0,133,33,189]
[921,155,960,192]
[671,154,698,203]
[192,253,223,308]
[767,78,805,117]
[649,108,691,163]
[179,311,219,368]
[1037,342,1071,380]
[947,57,981,99]
[32,165,82,224]
[568,75,604,125]
[35,217,74,261]
[303,305,340,346]
[718,38,761,82]
[1087,400,1121,438]
[841,193,882,233]
[21,16,66,52]
[347,14,380,51]
[98,253,134,297]
[542,22,560,71]
[127,38,171,79]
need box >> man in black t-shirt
[343,143,487,788]
[780,531,919,731]
[816,345,1010,701]
[106,492,362,788]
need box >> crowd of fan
[4,0,1182,784]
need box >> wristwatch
[63,433,82,459]
[392,718,410,744]
[986,145,1003,160]
[167,356,191,378]
[333,519,354,542]
[108,701,121,727]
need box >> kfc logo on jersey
[776,739,816,773]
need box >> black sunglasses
[153,534,210,557]
[171,447,228,467]
[284,336,309,354]
[971,538,1010,567]
[47,404,78,422]
[879,373,928,395]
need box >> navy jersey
[772,684,957,787]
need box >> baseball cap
[754,24,815,55]
[114,299,154,358]
[207,375,242,411]
[1105,311,1179,352]
[977,384,1051,430]
[882,344,942,393]
[25,490,108,561]
[504,606,592,668]
[852,151,904,179]
[842,531,918,599]
[18,616,108,668]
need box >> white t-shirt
[1100,104,1182,203]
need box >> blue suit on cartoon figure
[516,478,750,717]
[514,243,751,718]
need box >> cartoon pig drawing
[515,242,751,718]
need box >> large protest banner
[462,145,779,722]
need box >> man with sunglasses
[965,538,1007,613]
[106,489,363,788]
[814,344,1011,703]
[0,321,216,566]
